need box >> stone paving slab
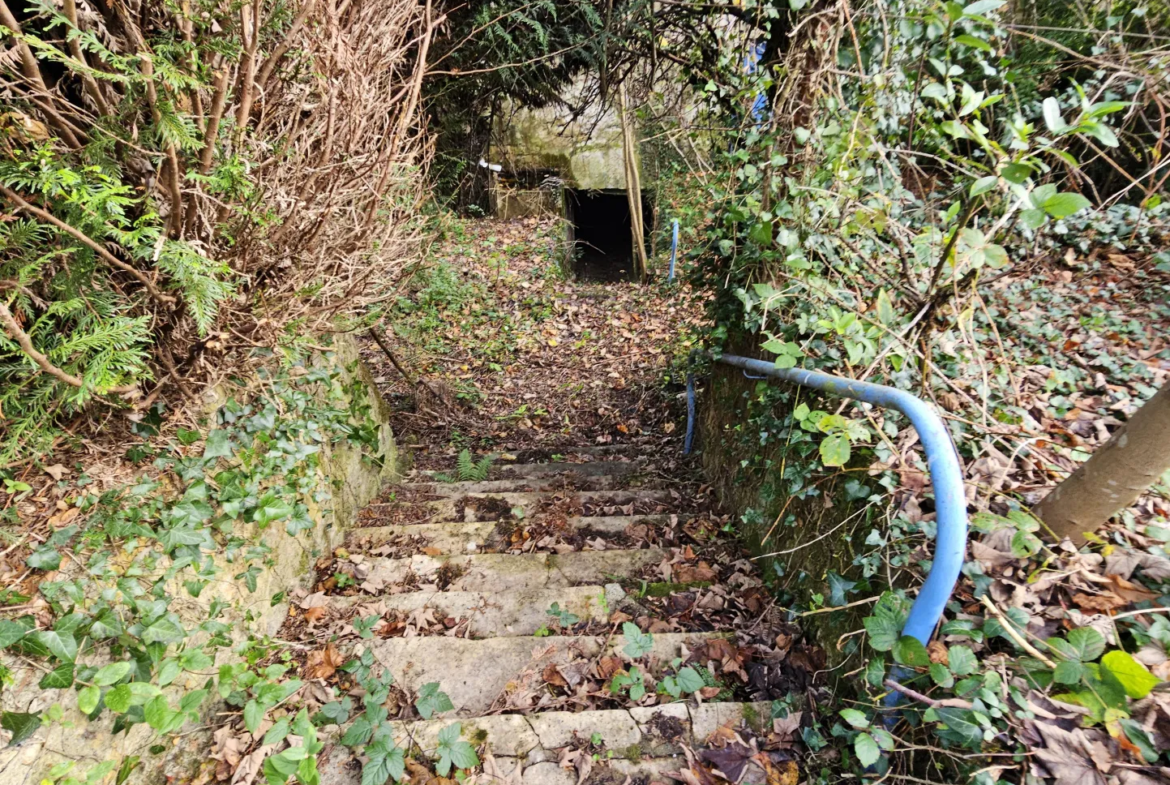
[365,548,666,592]
[353,515,669,554]
[369,633,726,714]
[421,490,677,522]
[327,585,607,635]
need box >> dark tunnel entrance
[565,190,653,282]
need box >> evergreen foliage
[0,0,429,462]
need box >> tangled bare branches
[0,0,434,461]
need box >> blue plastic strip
[668,219,680,282]
[684,369,696,455]
[688,353,968,646]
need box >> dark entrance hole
[565,190,653,282]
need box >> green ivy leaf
[77,685,101,715]
[1,711,41,747]
[929,662,954,688]
[892,636,931,667]
[854,732,880,767]
[39,663,74,689]
[1042,192,1091,219]
[676,667,705,694]
[819,433,851,468]
[142,617,187,645]
[748,220,773,247]
[93,661,134,686]
[26,546,61,571]
[947,646,978,676]
[934,707,983,748]
[31,629,78,662]
[203,429,235,459]
[0,620,26,649]
[1101,650,1159,699]
[839,708,869,728]
[1049,627,1105,663]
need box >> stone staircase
[310,444,798,785]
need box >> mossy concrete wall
[0,333,399,785]
[698,360,871,674]
[492,77,653,192]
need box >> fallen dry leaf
[305,642,343,680]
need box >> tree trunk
[1033,382,1170,544]
[618,85,647,281]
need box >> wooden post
[618,84,647,281]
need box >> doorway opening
[565,189,653,282]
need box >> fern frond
[473,455,494,481]
[456,449,475,481]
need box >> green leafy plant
[609,667,647,702]
[621,622,654,659]
[456,449,494,482]
[546,602,580,629]
[415,682,455,720]
[434,722,480,777]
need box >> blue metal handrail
[685,352,968,647]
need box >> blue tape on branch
[668,219,680,282]
[684,369,696,455]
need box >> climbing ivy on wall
[0,349,383,781]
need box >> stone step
[438,459,646,480]
[322,585,609,637]
[362,548,665,592]
[384,701,773,762]
[369,632,726,715]
[519,755,770,785]
[382,490,678,523]
[350,515,669,555]
[400,474,638,496]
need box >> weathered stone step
[520,755,770,785]
[363,548,665,592]
[351,515,668,554]
[322,586,608,637]
[384,701,772,762]
[380,490,678,522]
[369,632,726,714]
[427,459,644,480]
[400,474,639,496]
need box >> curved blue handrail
[685,352,968,647]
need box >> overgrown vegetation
[1,0,429,462]
[577,0,1170,780]
[0,346,386,781]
